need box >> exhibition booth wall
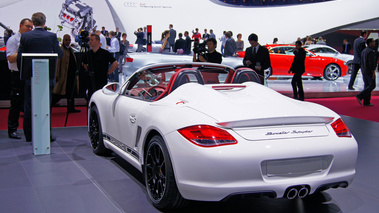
[1,0,379,46]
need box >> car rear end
[161,83,357,202]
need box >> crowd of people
[4,12,376,143]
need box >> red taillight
[70,17,74,22]
[331,118,352,137]
[125,57,133,62]
[178,125,237,147]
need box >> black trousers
[291,72,304,101]
[357,72,376,105]
[8,71,24,134]
[51,74,76,109]
[348,63,360,88]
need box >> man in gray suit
[168,24,176,52]
[348,30,367,90]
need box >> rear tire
[323,63,341,81]
[88,105,110,156]
[144,135,187,210]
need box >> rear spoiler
[217,116,334,128]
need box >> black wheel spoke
[146,141,167,201]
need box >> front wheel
[144,135,186,210]
[323,64,341,81]
[88,105,110,156]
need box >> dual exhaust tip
[285,185,309,199]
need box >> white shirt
[6,32,21,71]
[108,37,120,53]
[99,33,107,49]
[220,35,227,45]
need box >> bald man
[52,34,80,112]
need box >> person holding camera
[192,38,222,64]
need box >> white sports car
[88,62,357,210]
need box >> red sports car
[265,44,349,81]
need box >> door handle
[130,115,136,123]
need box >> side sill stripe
[103,134,140,160]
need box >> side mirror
[102,82,121,95]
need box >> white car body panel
[88,63,357,202]
[304,44,354,63]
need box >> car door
[113,94,147,153]
[304,50,323,77]
[270,46,293,75]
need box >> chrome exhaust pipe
[286,188,298,200]
[298,187,309,198]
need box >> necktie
[252,47,256,57]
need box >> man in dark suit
[174,33,186,53]
[134,27,144,52]
[356,38,377,106]
[243,33,271,80]
[289,41,306,101]
[17,12,63,142]
[348,30,367,90]
[168,24,176,52]
[342,39,351,54]
[115,27,121,40]
[101,26,108,36]
[184,31,191,55]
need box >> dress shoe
[9,132,21,139]
[356,96,363,106]
[348,87,355,90]
[68,108,81,113]
[364,103,374,106]
[26,138,31,142]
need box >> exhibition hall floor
[0,116,378,213]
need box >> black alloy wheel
[144,135,186,209]
[88,105,109,155]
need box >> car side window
[269,47,285,54]
[284,47,294,55]
[312,48,321,53]
[123,70,171,101]
[323,48,337,54]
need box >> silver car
[121,52,245,77]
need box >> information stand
[21,53,58,155]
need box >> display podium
[21,53,58,155]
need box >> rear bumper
[165,131,357,201]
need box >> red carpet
[306,96,379,123]
[0,96,378,131]
[0,106,88,131]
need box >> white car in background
[304,44,354,73]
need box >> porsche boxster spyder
[88,62,357,209]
